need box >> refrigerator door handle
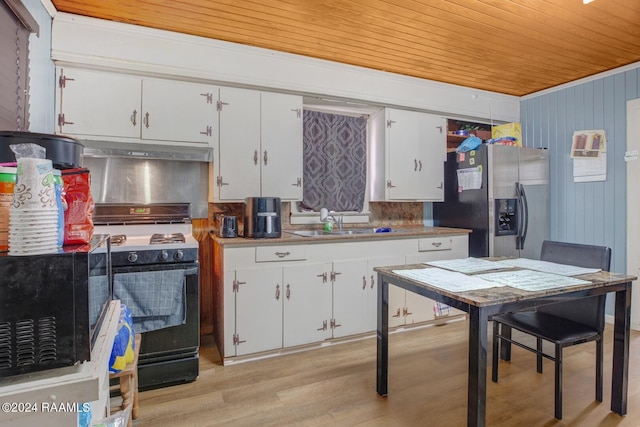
[515,182,523,250]
[517,183,529,251]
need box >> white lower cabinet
[332,259,370,338]
[368,256,405,329]
[224,266,283,357]
[217,233,468,362]
[283,262,333,347]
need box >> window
[0,0,38,130]
[301,109,367,212]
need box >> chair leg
[536,337,543,373]
[500,324,512,361]
[596,337,603,402]
[492,321,499,382]
[554,344,563,420]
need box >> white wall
[49,12,519,123]
[24,0,55,133]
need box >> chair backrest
[537,240,612,332]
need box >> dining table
[375,258,636,427]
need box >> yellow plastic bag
[492,122,522,147]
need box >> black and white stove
[93,203,200,390]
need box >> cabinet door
[234,267,283,356]
[217,87,261,201]
[332,259,369,338]
[142,79,218,145]
[56,68,141,138]
[283,262,332,347]
[405,236,469,320]
[367,256,404,331]
[260,92,303,200]
[388,285,407,328]
[386,109,445,201]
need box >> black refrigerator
[434,144,550,259]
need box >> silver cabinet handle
[143,112,150,129]
[317,320,327,331]
[418,160,422,171]
[414,159,418,171]
[286,284,291,300]
[362,276,367,290]
[432,242,442,247]
[200,92,213,104]
[291,108,301,118]
[291,177,302,187]
[263,150,268,165]
[131,110,137,127]
[200,125,212,136]
[371,274,375,289]
[316,272,327,283]
[57,113,74,127]
[392,308,401,318]
[275,251,290,258]
[254,150,258,165]
[386,180,396,188]
[275,284,280,301]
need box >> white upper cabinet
[212,88,303,202]
[141,78,217,145]
[216,87,262,200]
[371,108,446,201]
[56,68,141,139]
[55,67,218,148]
[260,92,303,199]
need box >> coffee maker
[244,197,281,238]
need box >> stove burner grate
[150,233,186,245]
[110,235,127,246]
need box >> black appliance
[93,203,199,390]
[0,131,83,169]
[0,234,111,377]
[244,197,281,238]
[433,144,549,258]
[218,214,238,238]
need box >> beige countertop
[211,225,471,247]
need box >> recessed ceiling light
[583,0,595,4]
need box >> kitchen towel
[113,269,191,333]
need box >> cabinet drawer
[255,245,307,262]
[418,237,452,252]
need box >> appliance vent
[0,322,12,369]
[38,317,57,363]
[15,319,35,366]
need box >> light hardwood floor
[131,319,640,426]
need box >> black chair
[491,240,611,420]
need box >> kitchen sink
[285,228,376,237]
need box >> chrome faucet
[320,208,343,229]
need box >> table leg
[376,273,389,396]
[611,283,631,415]
[468,305,488,427]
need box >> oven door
[112,262,199,359]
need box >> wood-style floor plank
[131,319,640,426]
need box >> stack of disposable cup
[8,158,59,256]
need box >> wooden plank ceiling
[51,0,640,96]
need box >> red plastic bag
[61,168,94,245]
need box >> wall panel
[521,66,640,315]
